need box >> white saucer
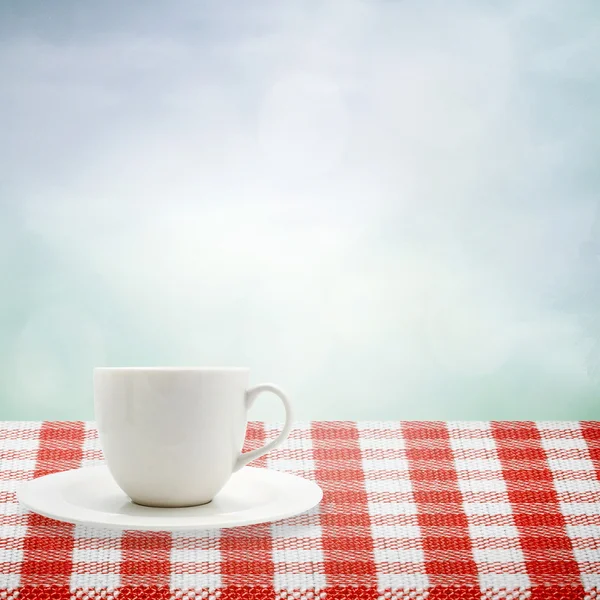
[18,465,323,531]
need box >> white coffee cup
[93,367,293,507]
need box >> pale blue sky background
[1,0,600,421]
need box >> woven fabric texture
[1,421,600,600]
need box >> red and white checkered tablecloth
[2,421,600,600]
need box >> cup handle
[233,383,293,472]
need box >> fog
[1,0,599,420]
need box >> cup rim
[94,367,250,372]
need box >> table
[1,421,600,599]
